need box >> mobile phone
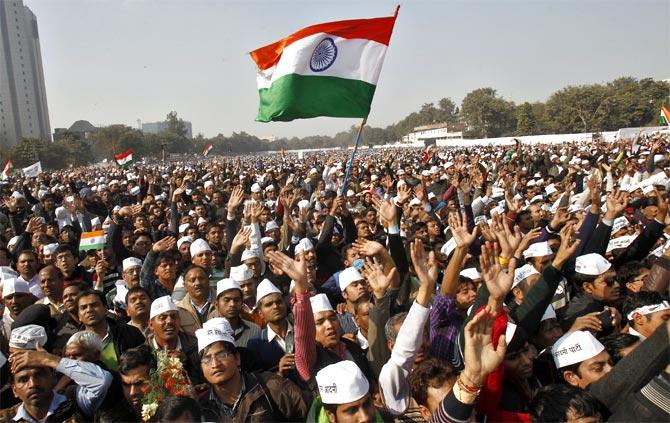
[596,310,612,328]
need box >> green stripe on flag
[80,242,105,251]
[256,74,376,122]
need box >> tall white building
[0,0,51,146]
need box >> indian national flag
[203,143,213,156]
[114,149,133,167]
[250,7,399,122]
[0,160,12,180]
[80,230,106,251]
[659,105,670,126]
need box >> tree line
[3,76,668,170]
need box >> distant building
[53,120,97,142]
[260,135,277,142]
[0,0,51,146]
[401,123,463,145]
[142,120,193,139]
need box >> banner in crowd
[250,6,399,122]
[22,161,42,178]
[115,149,133,167]
[79,230,106,251]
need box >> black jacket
[106,317,146,358]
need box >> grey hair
[384,312,408,342]
[66,331,103,352]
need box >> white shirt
[628,326,647,341]
[356,329,369,351]
[267,321,294,353]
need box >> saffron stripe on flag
[80,230,106,251]
[250,12,397,70]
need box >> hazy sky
[28,0,669,139]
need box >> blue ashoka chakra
[310,37,338,72]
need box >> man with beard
[77,290,145,371]
[176,265,217,335]
[146,295,202,384]
[197,318,309,421]
[1,280,34,341]
[247,280,294,373]
[125,287,151,336]
[3,344,112,422]
[35,265,65,316]
[214,278,261,348]
[105,256,142,309]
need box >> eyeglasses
[201,351,232,365]
[603,276,618,287]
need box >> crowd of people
[0,134,668,422]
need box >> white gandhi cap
[552,330,605,369]
[190,238,212,257]
[574,253,611,276]
[196,318,236,352]
[149,295,179,320]
[255,279,282,307]
[316,361,369,405]
[310,293,334,314]
[338,267,364,292]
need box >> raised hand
[604,189,629,220]
[371,194,397,225]
[490,214,521,259]
[479,242,515,306]
[228,186,245,211]
[410,239,439,287]
[448,211,479,248]
[330,196,344,217]
[231,226,252,253]
[550,207,570,231]
[352,239,385,257]
[514,227,542,258]
[397,183,411,205]
[461,305,507,386]
[265,251,308,291]
[552,222,581,269]
[152,236,175,253]
[361,257,397,299]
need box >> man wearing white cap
[229,263,263,326]
[35,265,65,316]
[214,278,261,348]
[562,253,621,331]
[621,291,670,341]
[338,266,370,335]
[247,279,294,374]
[310,360,379,423]
[190,238,226,291]
[2,279,34,341]
[264,220,281,244]
[197,318,309,422]
[103,257,143,310]
[147,295,202,384]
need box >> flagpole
[340,117,367,196]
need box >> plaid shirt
[429,294,464,363]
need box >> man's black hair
[616,261,645,285]
[530,384,601,423]
[600,332,640,365]
[118,345,156,375]
[621,291,667,325]
[153,395,202,422]
[125,286,151,305]
[75,289,107,310]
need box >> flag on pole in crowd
[114,149,133,167]
[22,161,42,178]
[79,230,106,251]
[1,160,13,180]
[250,6,399,122]
[203,144,213,156]
[659,105,670,126]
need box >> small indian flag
[80,230,106,251]
[203,144,213,156]
[114,149,133,167]
[0,160,12,181]
[250,7,399,122]
[659,105,670,126]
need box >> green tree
[461,88,516,138]
[166,111,188,138]
[515,102,538,135]
[437,97,459,124]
